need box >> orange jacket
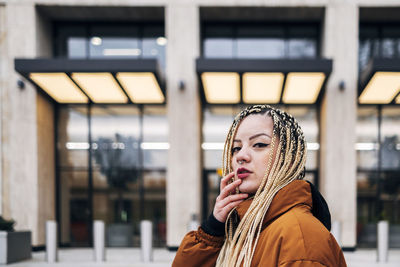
[172,180,347,267]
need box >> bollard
[46,220,58,263]
[377,220,389,262]
[331,221,342,246]
[140,220,153,262]
[94,220,105,262]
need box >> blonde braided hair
[216,104,307,267]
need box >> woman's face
[231,113,275,194]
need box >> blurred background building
[0,0,399,251]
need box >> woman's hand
[213,172,248,223]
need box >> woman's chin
[238,184,257,195]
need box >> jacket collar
[235,180,312,227]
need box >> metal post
[140,220,153,262]
[331,220,342,246]
[377,220,389,262]
[93,220,105,262]
[87,104,93,246]
[46,220,58,263]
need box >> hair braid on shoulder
[216,105,308,267]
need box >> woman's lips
[236,167,252,179]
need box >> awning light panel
[116,72,164,103]
[243,72,284,104]
[359,72,400,104]
[71,72,128,103]
[201,72,240,104]
[283,72,325,104]
[29,73,88,103]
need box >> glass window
[204,39,234,58]
[58,106,89,169]
[203,26,235,58]
[55,25,87,59]
[58,104,167,247]
[357,106,400,248]
[359,24,400,71]
[288,39,316,58]
[202,23,319,59]
[381,107,400,171]
[237,38,285,58]
[357,107,379,170]
[89,26,140,59]
[142,106,168,169]
[54,23,166,70]
[236,26,285,59]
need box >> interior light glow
[355,143,378,151]
[201,72,240,104]
[243,73,284,103]
[202,142,225,150]
[103,48,141,56]
[307,143,320,151]
[156,37,167,46]
[66,142,90,150]
[283,72,325,104]
[116,72,164,103]
[359,72,400,104]
[396,94,400,104]
[91,37,102,46]
[141,142,169,150]
[71,72,128,103]
[29,73,88,103]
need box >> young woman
[172,105,347,267]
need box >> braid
[216,105,307,267]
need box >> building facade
[0,0,400,250]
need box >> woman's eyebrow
[249,133,272,140]
[233,133,271,143]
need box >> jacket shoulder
[259,205,346,267]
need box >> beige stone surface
[320,3,359,247]
[36,93,55,245]
[166,4,201,247]
[1,2,55,246]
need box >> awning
[359,59,400,104]
[14,58,165,104]
[196,58,332,105]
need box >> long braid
[216,105,307,267]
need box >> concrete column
[166,4,201,247]
[2,1,39,243]
[320,3,358,248]
[2,2,54,246]
[0,4,6,216]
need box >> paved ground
[6,248,400,267]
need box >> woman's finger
[220,179,241,199]
[218,193,248,208]
[220,172,235,192]
[222,199,246,216]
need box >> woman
[172,105,347,267]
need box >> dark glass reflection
[359,24,400,71]
[55,23,166,69]
[58,105,167,247]
[202,24,319,59]
[357,106,400,248]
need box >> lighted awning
[196,59,332,105]
[14,59,165,104]
[359,59,400,104]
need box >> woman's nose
[236,147,250,163]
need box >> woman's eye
[254,143,268,148]
[232,147,241,154]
